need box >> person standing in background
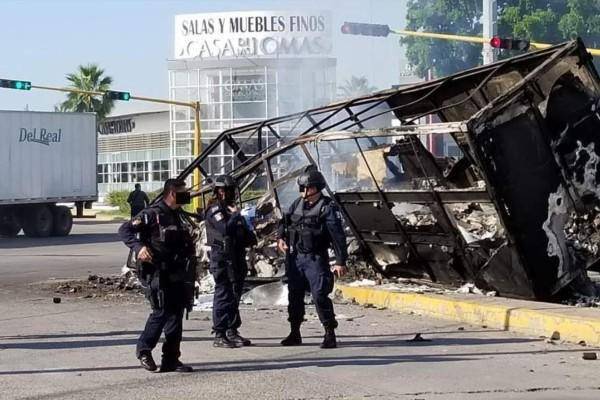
[128,183,150,218]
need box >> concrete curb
[336,284,600,346]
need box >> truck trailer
[0,110,97,237]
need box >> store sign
[175,11,332,60]
[98,118,136,135]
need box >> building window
[152,160,170,182]
[97,164,109,184]
[121,162,130,183]
[110,163,121,183]
[176,158,190,174]
[130,161,148,182]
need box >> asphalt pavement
[0,221,127,298]
[1,220,600,399]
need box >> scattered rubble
[46,266,144,302]
[456,283,497,297]
[240,281,289,306]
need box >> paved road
[1,297,599,400]
[0,221,127,297]
[1,221,599,399]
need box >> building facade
[97,10,336,199]
[169,10,336,179]
[97,110,170,200]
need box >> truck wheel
[22,205,54,237]
[0,220,21,237]
[51,206,73,236]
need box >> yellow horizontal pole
[392,28,600,56]
[31,84,195,108]
[130,94,193,108]
[393,29,485,44]
[31,84,103,96]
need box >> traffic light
[105,90,131,101]
[341,22,390,37]
[490,36,530,51]
[0,79,31,90]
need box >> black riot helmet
[297,167,326,192]
[213,174,236,189]
[213,174,237,203]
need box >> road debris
[407,333,431,342]
[241,281,288,306]
[582,352,598,360]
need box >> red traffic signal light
[341,22,390,37]
[489,36,530,51]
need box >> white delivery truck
[0,110,97,237]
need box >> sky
[0,0,408,115]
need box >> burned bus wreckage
[181,39,600,301]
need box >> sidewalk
[336,284,600,346]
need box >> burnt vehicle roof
[180,39,600,301]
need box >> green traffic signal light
[105,90,131,101]
[0,79,32,90]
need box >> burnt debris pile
[183,39,600,302]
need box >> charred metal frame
[179,39,600,300]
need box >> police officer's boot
[159,359,194,373]
[226,329,252,346]
[281,322,302,346]
[138,351,157,372]
[213,332,238,348]
[320,327,337,349]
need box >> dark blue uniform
[278,195,347,329]
[118,200,196,364]
[205,202,256,335]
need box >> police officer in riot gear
[277,166,347,348]
[205,174,257,348]
[119,178,196,372]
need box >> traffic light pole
[482,0,498,65]
[22,83,203,209]
[389,28,600,56]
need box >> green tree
[58,64,114,121]
[402,0,483,79]
[404,0,600,79]
[337,76,378,99]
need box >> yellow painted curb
[336,284,600,346]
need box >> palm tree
[337,76,378,100]
[59,64,114,121]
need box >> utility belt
[141,257,197,318]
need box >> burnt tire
[22,205,54,238]
[51,206,73,236]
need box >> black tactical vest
[288,196,329,254]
